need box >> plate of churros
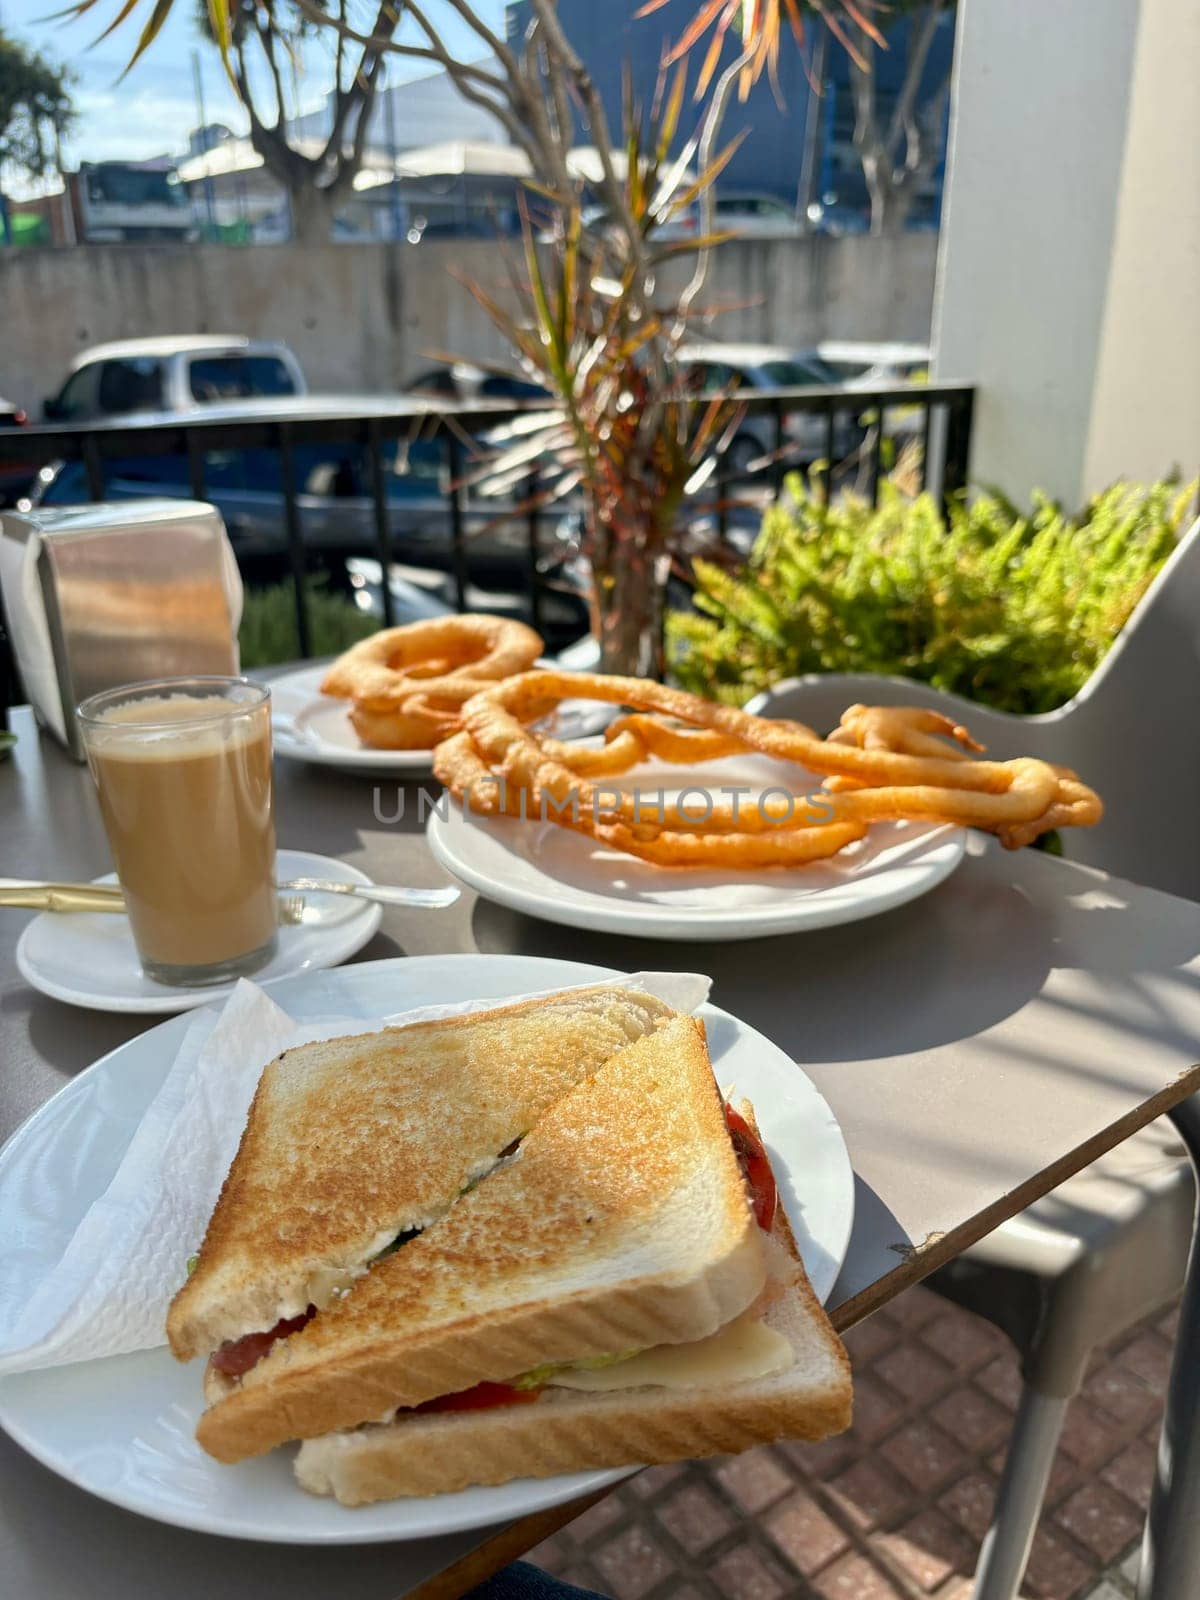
[428,765,968,939]
[270,617,609,773]
[425,667,1104,940]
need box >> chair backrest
[747,516,1200,901]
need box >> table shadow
[9,930,410,1086]
[10,989,151,1082]
[275,767,434,857]
[471,844,1200,1067]
[346,930,409,965]
[827,1171,915,1322]
[0,1434,477,1597]
[470,873,1054,1063]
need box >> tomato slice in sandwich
[724,1103,778,1232]
[210,1307,316,1377]
[415,1381,542,1413]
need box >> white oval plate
[428,752,966,941]
[0,954,853,1544]
[269,663,617,776]
[15,849,383,1014]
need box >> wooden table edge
[408,1058,1200,1600]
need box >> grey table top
[3,704,1200,1600]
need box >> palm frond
[122,0,177,74]
[56,0,230,69]
[648,0,888,96]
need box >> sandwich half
[295,1200,848,1503]
[195,1016,777,1464]
[167,985,676,1375]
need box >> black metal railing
[0,381,974,706]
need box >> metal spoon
[276,878,460,910]
[0,878,460,913]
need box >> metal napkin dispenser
[0,500,243,760]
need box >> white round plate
[0,954,853,1544]
[428,751,966,941]
[268,662,616,775]
[15,849,382,1014]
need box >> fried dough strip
[828,705,983,762]
[575,757,1058,838]
[594,819,870,867]
[350,701,461,750]
[321,616,543,707]
[539,713,751,777]
[444,718,1067,843]
[435,733,867,861]
[996,774,1105,848]
[465,672,1019,793]
[433,671,1102,865]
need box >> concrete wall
[933,0,1200,505]
[0,233,937,414]
[1081,0,1200,493]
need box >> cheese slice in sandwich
[167,984,677,1374]
[291,1101,851,1504]
[194,1015,774,1464]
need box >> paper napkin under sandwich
[0,970,709,1375]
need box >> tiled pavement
[528,1285,1177,1600]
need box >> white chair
[745,515,1200,1599]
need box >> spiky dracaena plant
[458,74,745,675]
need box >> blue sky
[3,0,508,167]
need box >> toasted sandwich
[193,1017,850,1485]
[167,985,676,1379]
[295,1207,848,1504]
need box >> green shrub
[667,475,1197,713]
[238,579,376,670]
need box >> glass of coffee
[77,676,278,987]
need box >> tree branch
[436,0,520,79]
[900,65,951,189]
[333,0,346,104]
[249,10,289,135]
[526,0,621,203]
[849,21,889,228]
[320,0,400,174]
[377,0,536,156]
[326,38,385,198]
[286,0,578,211]
[884,1,944,169]
[542,18,573,146]
[289,0,510,96]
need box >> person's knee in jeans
[463,1559,613,1600]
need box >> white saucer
[15,850,383,1014]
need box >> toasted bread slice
[168,985,676,1363]
[196,1017,768,1463]
[293,1200,851,1503]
